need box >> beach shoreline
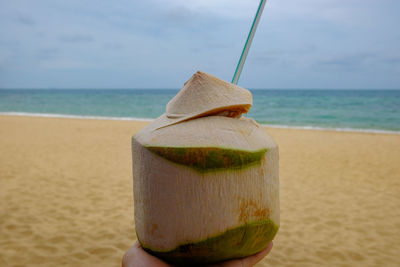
[0,115,399,266]
[1,112,399,135]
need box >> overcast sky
[0,0,399,89]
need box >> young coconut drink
[132,71,279,265]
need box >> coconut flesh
[132,71,279,265]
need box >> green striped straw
[232,0,267,85]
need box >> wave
[0,112,153,122]
[259,123,400,135]
[1,111,399,135]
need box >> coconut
[132,71,279,265]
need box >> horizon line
[1,87,400,91]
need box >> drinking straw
[232,0,267,85]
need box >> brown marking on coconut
[150,224,159,235]
[239,199,270,223]
[253,206,270,218]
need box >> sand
[0,115,399,267]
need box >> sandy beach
[0,115,399,267]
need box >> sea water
[0,89,399,133]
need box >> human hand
[122,242,171,267]
[122,241,273,267]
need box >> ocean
[0,89,399,133]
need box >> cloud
[103,42,124,51]
[162,5,196,24]
[379,56,400,66]
[36,48,60,60]
[253,55,279,65]
[15,13,36,26]
[0,40,20,69]
[40,59,93,70]
[252,46,317,59]
[248,45,318,69]
[0,49,15,66]
[0,0,399,88]
[59,34,94,43]
[315,53,378,72]
[154,0,259,19]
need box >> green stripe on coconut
[141,219,279,266]
[145,146,267,173]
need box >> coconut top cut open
[146,71,252,131]
[134,71,276,172]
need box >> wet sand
[0,115,399,266]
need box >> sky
[0,0,399,89]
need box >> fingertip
[133,241,141,248]
[241,242,274,266]
[264,241,273,254]
[255,242,273,259]
[122,242,142,266]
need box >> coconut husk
[151,71,252,130]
